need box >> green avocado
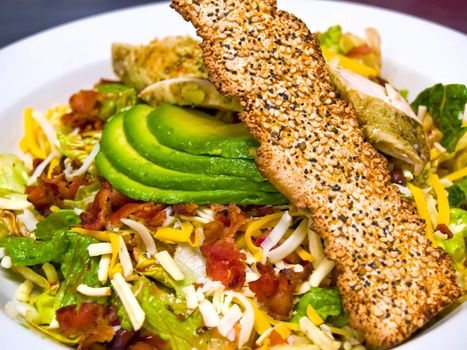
[148,104,258,159]
[95,153,287,205]
[124,104,265,182]
[100,112,276,192]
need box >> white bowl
[0,1,466,349]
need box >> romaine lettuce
[440,208,467,264]
[0,154,29,193]
[411,83,467,152]
[447,178,467,209]
[290,287,345,324]
[319,25,343,53]
[35,210,81,240]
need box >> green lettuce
[132,277,203,350]
[291,287,345,324]
[439,208,467,264]
[0,231,68,266]
[319,25,343,53]
[411,83,467,152]
[95,83,137,120]
[0,154,29,193]
[447,178,467,209]
[35,210,81,240]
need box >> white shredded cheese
[27,150,60,185]
[15,280,34,302]
[121,218,157,256]
[0,197,32,211]
[255,326,274,345]
[221,294,233,315]
[182,285,198,309]
[98,254,111,283]
[300,317,341,350]
[434,142,447,154]
[226,291,255,348]
[268,218,308,262]
[32,110,58,150]
[199,299,220,327]
[1,256,12,269]
[308,218,325,268]
[17,209,38,231]
[196,287,206,302]
[111,273,145,330]
[217,304,242,337]
[87,243,113,256]
[260,210,292,263]
[77,284,111,297]
[118,236,134,278]
[64,143,100,180]
[309,258,335,287]
[155,250,185,281]
[0,247,5,259]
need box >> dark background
[0,0,466,49]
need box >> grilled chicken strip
[171,0,461,347]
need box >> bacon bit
[269,329,287,345]
[240,205,275,217]
[56,302,117,350]
[62,90,104,131]
[346,44,373,57]
[107,329,137,350]
[200,205,249,290]
[436,223,454,238]
[283,251,302,265]
[95,79,121,87]
[250,264,312,320]
[215,213,230,227]
[26,169,89,214]
[171,203,199,216]
[109,202,166,228]
[249,263,278,302]
[80,180,130,230]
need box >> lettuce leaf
[290,287,344,323]
[411,83,467,152]
[440,208,467,264]
[319,25,343,53]
[0,154,29,193]
[56,233,105,308]
[35,210,81,240]
[134,278,203,350]
[0,231,69,266]
[447,178,467,209]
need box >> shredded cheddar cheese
[408,184,434,242]
[443,166,467,182]
[306,304,324,326]
[154,222,197,246]
[245,212,283,261]
[71,227,111,242]
[429,173,450,226]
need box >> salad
[0,19,466,350]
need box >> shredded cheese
[77,284,111,297]
[17,209,38,231]
[182,285,198,309]
[155,250,185,281]
[27,150,60,185]
[296,246,314,262]
[98,255,111,284]
[87,243,113,256]
[300,317,341,350]
[199,299,220,327]
[260,211,292,263]
[154,222,196,246]
[307,304,324,326]
[309,258,335,287]
[226,292,255,348]
[64,143,100,180]
[245,212,284,261]
[408,183,434,241]
[71,227,110,242]
[111,273,145,330]
[308,218,325,268]
[0,197,32,210]
[267,218,308,263]
[217,304,243,337]
[20,107,48,159]
[47,157,60,178]
[32,110,57,151]
[121,218,157,256]
[15,280,34,302]
[429,173,450,226]
[118,236,133,278]
[443,166,467,182]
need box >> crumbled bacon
[200,205,249,290]
[61,90,104,131]
[80,180,131,230]
[107,329,137,350]
[240,205,275,217]
[171,203,199,216]
[346,44,373,57]
[249,263,312,320]
[26,170,89,214]
[56,302,117,350]
[109,202,166,228]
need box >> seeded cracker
[170,0,462,348]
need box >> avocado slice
[101,112,276,192]
[148,104,258,159]
[96,153,288,205]
[124,105,265,182]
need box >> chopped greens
[319,25,343,53]
[35,210,81,240]
[291,287,345,323]
[447,178,467,209]
[0,154,29,193]
[411,83,467,152]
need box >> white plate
[0,1,466,349]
